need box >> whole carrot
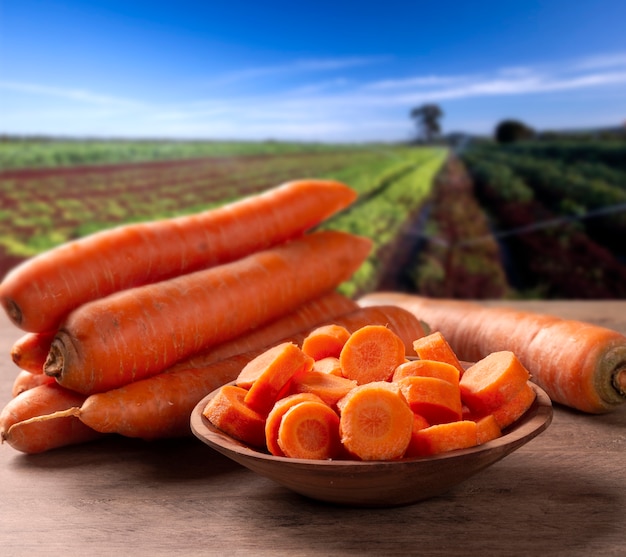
[11,331,56,373]
[44,231,372,395]
[359,292,626,413]
[35,304,426,441]
[0,179,357,333]
[0,383,103,454]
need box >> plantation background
[1,136,625,299]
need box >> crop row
[460,147,626,298]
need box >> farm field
[2,137,625,300]
[0,141,447,297]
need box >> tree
[494,119,534,143]
[410,104,444,142]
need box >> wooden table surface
[1,300,625,557]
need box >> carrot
[202,384,266,448]
[289,369,358,409]
[1,180,358,333]
[0,384,103,454]
[475,415,502,445]
[44,230,372,395]
[405,414,431,457]
[11,331,55,373]
[396,376,463,425]
[277,400,342,460]
[459,351,531,416]
[339,325,407,385]
[301,324,351,360]
[412,331,465,377]
[392,359,460,385]
[312,356,344,376]
[491,382,537,429]
[243,343,314,415]
[12,369,56,397]
[27,305,427,443]
[359,292,626,413]
[337,381,413,461]
[406,420,478,457]
[264,393,324,456]
[167,292,357,373]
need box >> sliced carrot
[277,400,342,460]
[289,369,357,409]
[475,414,502,445]
[408,420,479,457]
[460,351,531,416]
[243,343,314,415]
[491,381,537,429]
[1,179,358,333]
[396,376,463,425]
[412,331,465,377]
[302,324,351,360]
[44,230,370,395]
[264,393,324,456]
[392,359,460,385]
[312,356,344,376]
[404,414,431,458]
[203,385,266,448]
[338,381,413,461]
[10,331,55,373]
[11,369,56,397]
[339,325,407,385]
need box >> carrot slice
[408,420,479,457]
[475,414,502,445]
[491,381,537,429]
[202,385,266,448]
[339,325,407,385]
[289,370,357,409]
[312,356,343,376]
[412,331,465,376]
[243,343,314,415]
[460,351,531,415]
[396,376,463,425]
[392,359,460,385]
[302,324,351,360]
[338,381,413,461]
[277,400,341,460]
[404,414,431,458]
[265,393,324,456]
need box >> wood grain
[1,304,625,556]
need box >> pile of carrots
[0,179,427,454]
[204,325,538,461]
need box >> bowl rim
[190,380,553,468]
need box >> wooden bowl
[190,383,552,507]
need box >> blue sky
[1,0,625,142]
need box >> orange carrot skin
[45,230,372,395]
[0,383,103,453]
[11,331,55,373]
[72,305,426,440]
[12,369,56,397]
[359,292,626,413]
[168,292,357,373]
[0,180,357,333]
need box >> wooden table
[1,301,625,557]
